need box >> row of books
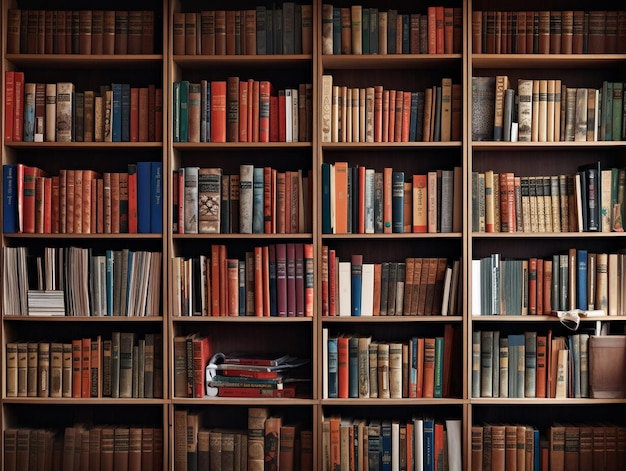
[321,252,461,317]
[3,162,163,235]
[6,9,156,55]
[4,426,163,471]
[321,5,463,55]
[472,331,590,400]
[3,74,163,143]
[472,77,626,143]
[472,164,622,234]
[175,166,311,235]
[321,76,462,143]
[322,416,462,471]
[173,79,312,143]
[3,246,162,318]
[5,332,163,399]
[472,10,626,54]
[472,250,626,316]
[172,5,313,56]
[173,243,314,318]
[324,326,459,400]
[174,408,313,471]
[322,164,462,234]
[471,424,626,471]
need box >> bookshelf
[1,0,626,470]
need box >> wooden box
[589,335,626,399]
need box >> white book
[440,266,453,315]
[322,328,328,399]
[239,164,254,233]
[445,419,462,471]
[338,261,351,316]
[183,166,199,234]
[55,82,74,142]
[361,263,374,316]
[471,259,482,315]
[365,168,375,233]
[291,88,298,142]
[413,418,424,471]
[285,88,293,142]
[391,421,400,471]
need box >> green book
[434,336,444,398]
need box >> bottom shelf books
[174,407,312,471]
[322,416,462,471]
[3,425,163,471]
[471,423,626,471]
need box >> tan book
[493,75,510,141]
[6,343,19,397]
[389,342,403,398]
[321,75,332,142]
[351,6,362,54]
[377,343,390,398]
[575,88,588,142]
[248,408,269,471]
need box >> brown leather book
[110,172,120,233]
[587,11,606,54]
[200,10,215,55]
[184,12,197,55]
[103,10,116,54]
[226,76,240,142]
[549,11,562,54]
[225,10,236,55]
[78,10,92,54]
[128,10,143,54]
[215,10,226,55]
[245,9,257,55]
[172,12,185,55]
[340,8,351,54]
[138,87,149,142]
[114,10,129,54]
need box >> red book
[295,243,305,317]
[110,172,120,234]
[387,90,396,143]
[72,339,82,398]
[239,81,249,142]
[4,71,15,142]
[259,81,271,142]
[226,76,239,142]
[96,178,104,234]
[329,249,337,316]
[254,246,264,316]
[304,243,314,317]
[246,79,254,142]
[210,244,221,316]
[90,179,97,234]
[374,85,383,142]
[536,335,548,398]
[536,259,544,315]
[358,166,366,233]
[22,165,42,234]
[192,336,210,398]
[337,336,349,398]
[269,96,279,142]
[252,80,260,142]
[394,89,403,142]
[321,246,329,316]
[278,92,286,142]
[427,7,437,54]
[130,87,139,142]
[90,337,101,397]
[51,176,60,233]
[13,71,24,142]
[226,258,239,316]
[220,368,280,379]
[210,81,227,143]
[81,338,91,398]
[43,177,52,233]
[263,167,273,233]
[401,91,411,142]
[444,8,454,54]
[422,337,436,398]
[127,164,138,233]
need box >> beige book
[321,75,333,142]
[45,83,57,142]
[575,88,588,141]
[389,342,403,398]
[365,87,375,143]
[538,79,548,142]
[517,79,533,142]
[608,253,619,316]
[484,170,495,232]
[547,79,555,141]
[377,343,390,398]
[331,85,339,142]
[531,80,540,142]
[351,5,362,54]
[440,78,452,142]
[359,88,366,143]
[352,87,360,143]
[555,349,569,398]
[340,86,348,142]
[553,79,562,141]
[596,253,608,314]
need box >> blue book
[434,336,444,398]
[203,81,211,142]
[327,337,338,398]
[321,163,332,233]
[269,245,277,316]
[136,161,152,233]
[105,250,114,316]
[265,6,274,55]
[508,334,526,398]
[332,8,341,54]
[392,171,405,233]
[368,422,382,471]
[282,2,294,54]
[178,80,189,143]
[402,14,410,53]
[409,92,418,141]
[369,8,378,54]
[256,6,267,54]
[387,10,397,53]
[252,167,264,233]
[348,336,359,398]
[151,162,163,233]
[111,83,123,142]
[3,165,17,233]
[172,81,180,142]
[577,249,588,310]
[534,428,540,470]
[121,83,130,142]
[422,418,435,471]
[381,420,392,471]
[351,254,363,316]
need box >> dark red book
[259,81,271,142]
[22,165,42,234]
[127,164,138,233]
[217,386,296,398]
[81,338,91,398]
[130,87,139,142]
[4,71,15,142]
[192,336,211,398]
[337,336,349,398]
[210,81,227,143]
[13,71,24,142]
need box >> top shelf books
[471,10,626,55]
[6,9,158,55]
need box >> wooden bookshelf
[1,0,626,470]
